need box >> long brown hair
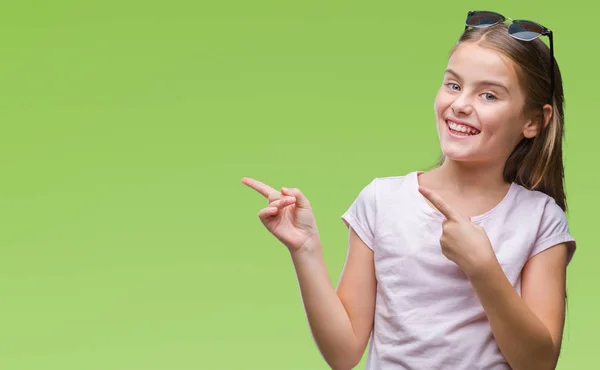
[438,23,567,211]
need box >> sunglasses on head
[464,10,554,105]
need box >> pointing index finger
[241,177,278,198]
[418,186,460,221]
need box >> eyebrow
[445,68,510,93]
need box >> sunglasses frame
[464,10,555,105]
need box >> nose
[450,93,473,116]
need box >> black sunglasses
[464,10,554,105]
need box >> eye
[481,92,497,101]
[446,83,461,91]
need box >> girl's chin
[440,146,479,162]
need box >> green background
[0,1,596,369]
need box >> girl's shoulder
[508,182,565,215]
[508,183,576,262]
[346,171,420,209]
[369,170,420,192]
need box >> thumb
[282,187,311,208]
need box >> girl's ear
[523,104,553,139]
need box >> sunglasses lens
[466,11,504,27]
[509,21,543,40]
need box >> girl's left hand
[418,186,497,277]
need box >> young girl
[242,10,576,370]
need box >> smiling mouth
[446,120,480,136]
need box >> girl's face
[434,42,541,164]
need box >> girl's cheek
[434,94,447,112]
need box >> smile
[445,120,480,137]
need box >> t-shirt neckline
[412,171,516,222]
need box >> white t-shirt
[341,171,576,369]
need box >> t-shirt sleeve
[341,178,377,251]
[529,198,576,265]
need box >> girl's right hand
[242,177,320,253]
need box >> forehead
[447,42,518,84]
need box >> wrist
[291,233,323,257]
[464,252,499,280]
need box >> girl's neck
[430,158,509,195]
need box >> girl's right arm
[241,177,376,370]
[290,228,376,370]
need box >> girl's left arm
[468,243,568,370]
[417,187,571,370]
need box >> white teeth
[447,121,479,135]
